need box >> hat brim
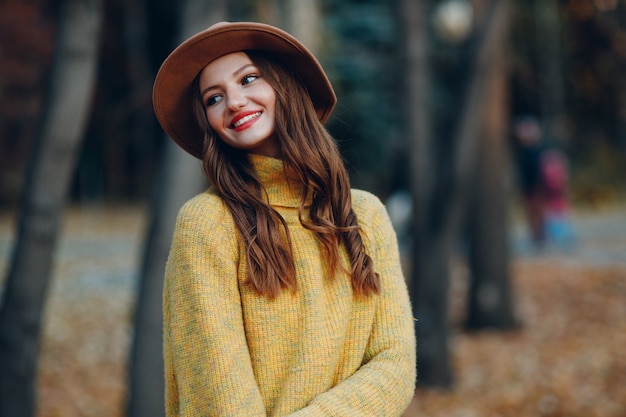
[153,21,337,159]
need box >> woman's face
[198,52,278,157]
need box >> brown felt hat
[153,21,337,159]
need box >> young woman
[153,21,416,416]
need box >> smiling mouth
[231,112,262,129]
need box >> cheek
[263,88,277,113]
[205,109,223,131]
[256,80,277,107]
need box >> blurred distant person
[540,148,576,248]
[512,115,576,250]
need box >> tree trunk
[127,141,206,417]
[285,0,321,54]
[534,0,565,143]
[403,0,513,388]
[402,0,453,388]
[126,1,226,416]
[0,0,102,415]
[446,0,512,228]
[466,0,518,330]
[120,0,157,199]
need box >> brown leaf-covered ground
[405,260,626,417]
[0,205,625,417]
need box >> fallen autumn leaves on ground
[405,259,626,417]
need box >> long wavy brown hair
[191,50,380,298]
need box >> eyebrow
[200,63,256,98]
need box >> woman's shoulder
[176,189,231,228]
[350,189,397,255]
[181,187,222,205]
[350,188,392,230]
[350,188,385,215]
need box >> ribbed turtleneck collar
[248,154,309,208]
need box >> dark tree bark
[402,0,513,387]
[448,0,512,223]
[127,140,206,417]
[402,0,454,388]
[466,0,518,330]
[126,1,226,416]
[0,0,102,416]
[534,0,565,143]
[119,0,158,200]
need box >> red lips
[230,111,262,130]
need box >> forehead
[198,51,252,88]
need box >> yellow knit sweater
[163,155,416,416]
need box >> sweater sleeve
[287,195,417,416]
[163,195,266,417]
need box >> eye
[242,74,259,85]
[205,94,222,107]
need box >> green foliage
[323,0,404,196]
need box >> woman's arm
[287,195,416,416]
[163,195,266,417]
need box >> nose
[226,88,247,111]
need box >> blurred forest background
[0,0,625,416]
[1,0,626,205]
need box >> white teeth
[232,112,261,128]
